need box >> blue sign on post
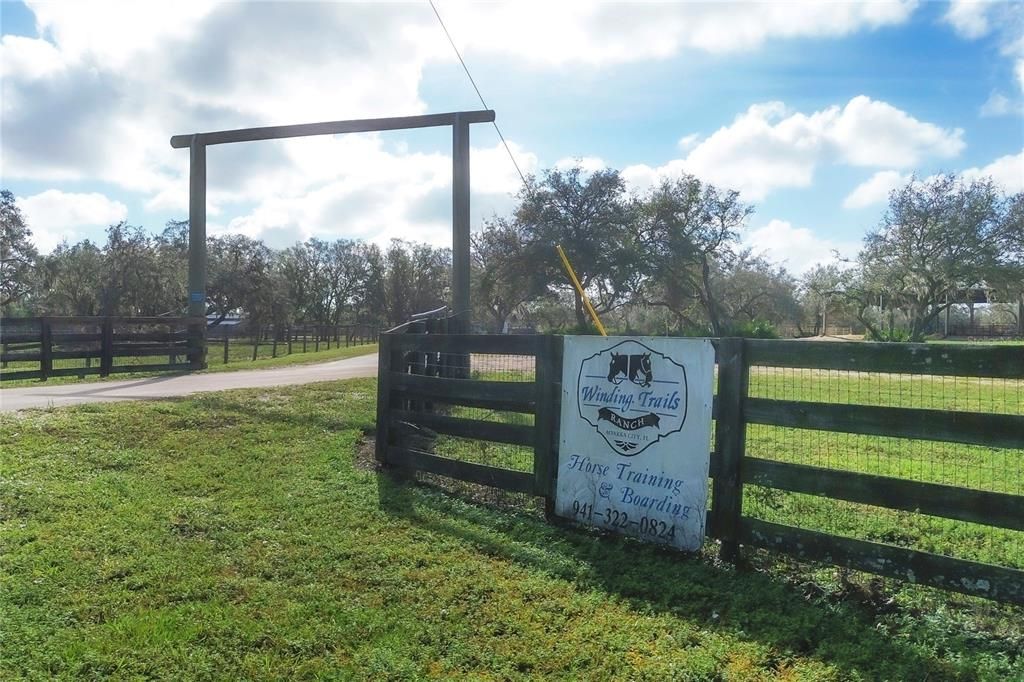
[190,291,205,303]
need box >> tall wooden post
[452,113,471,334]
[374,333,394,466]
[944,293,950,337]
[452,114,471,378]
[534,335,563,516]
[188,138,207,369]
[39,317,52,381]
[710,338,749,563]
[100,318,113,377]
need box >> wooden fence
[0,316,205,382]
[208,322,378,365]
[375,333,1024,604]
[947,322,1021,338]
[376,333,560,498]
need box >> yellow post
[555,244,607,336]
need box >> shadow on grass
[374,470,955,680]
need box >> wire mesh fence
[743,363,1024,570]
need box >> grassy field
[439,361,1024,570]
[0,342,378,389]
[3,378,1022,680]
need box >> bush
[869,328,912,342]
[559,321,603,336]
[728,319,779,339]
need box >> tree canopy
[3,165,1019,340]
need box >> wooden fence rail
[1,317,205,382]
[1,318,381,380]
[376,332,556,499]
[375,333,1024,605]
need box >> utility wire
[428,0,531,193]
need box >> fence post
[39,317,52,381]
[287,326,293,355]
[223,332,230,365]
[303,326,307,353]
[251,326,259,362]
[100,318,114,376]
[272,326,277,358]
[169,322,178,366]
[710,337,748,564]
[534,335,563,515]
[187,317,206,370]
[374,333,394,466]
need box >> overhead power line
[428,0,530,193]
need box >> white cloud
[743,219,859,274]
[843,170,912,209]
[204,138,533,249]
[0,34,67,79]
[829,96,965,166]
[26,1,217,68]
[553,156,608,173]
[444,1,917,65]
[677,134,700,151]
[840,150,1023,213]
[1,1,921,247]
[960,149,1024,193]
[943,1,1024,93]
[980,91,1012,117]
[621,96,963,200]
[943,0,992,39]
[16,190,128,253]
[3,3,439,197]
[473,142,538,195]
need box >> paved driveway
[0,353,378,412]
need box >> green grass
[0,342,377,388]
[429,364,1024,592]
[4,379,1021,680]
[928,338,1024,346]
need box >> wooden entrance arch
[171,109,495,362]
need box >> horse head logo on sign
[606,352,653,387]
[577,340,688,456]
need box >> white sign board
[556,336,715,551]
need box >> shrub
[728,319,779,339]
[869,328,912,342]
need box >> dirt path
[0,352,378,413]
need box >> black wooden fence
[376,333,560,497]
[208,322,378,365]
[0,317,205,381]
[375,333,1024,605]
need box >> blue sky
[2,0,1022,274]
